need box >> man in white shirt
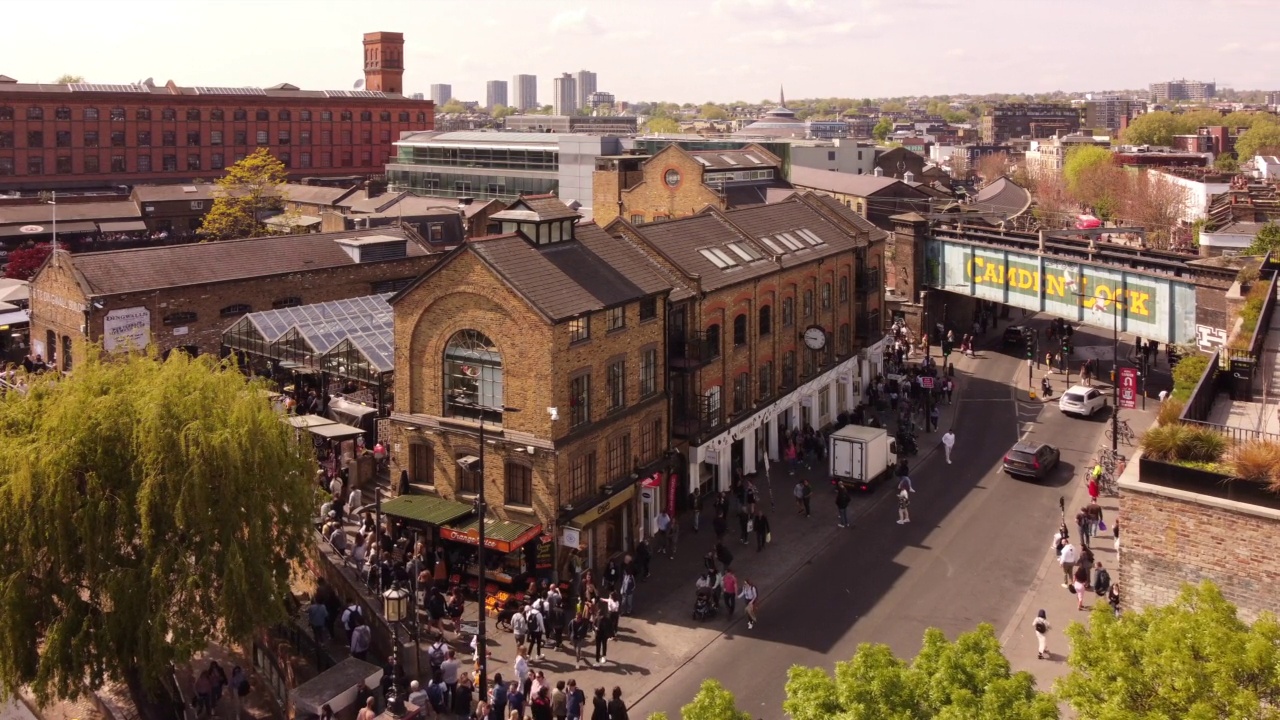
[1058,540,1078,588]
[655,511,672,555]
[407,680,428,709]
[941,430,956,464]
[347,487,363,516]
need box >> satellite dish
[353,79,365,89]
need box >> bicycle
[1105,418,1135,445]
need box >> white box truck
[829,425,897,491]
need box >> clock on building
[803,325,827,350]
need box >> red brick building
[0,32,432,191]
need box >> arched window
[704,386,722,429]
[444,329,504,423]
[61,336,72,371]
[704,323,721,360]
[733,313,748,346]
[758,305,772,336]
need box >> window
[83,107,99,121]
[27,157,43,175]
[162,131,176,146]
[504,462,532,506]
[162,108,176,121]
[112,156,126,172]
[55,131,71,148]
[733,313,748,346]
[802,347,814,378]
[163,311,197,325]
[759,361,774,398]
[409,443,433,486]
[27,107,43,120]
[444,329,504,423]
[137,155,151,173]
[429,224,444,242]
[781,297,794,327]
[278,130,290,145]
[136,108,151,120]
[828,150,836,161]
[272,296,303,309]
[639,418,660,463]
[233,109,247,121]
[135,130,151,146]
[62,337,72,372]
[705,324,721,359]
[380,129,391,143]
[639,297,657,322]
[605,433,631,481]
[822,282,832,310]
[299,152,311,168]
[279,152,290,168]
[0,107,11,121]
[83,156,98,173]
[839,323,851,355]
[56,156,72,174]
[705,386,722,429]
[186,153,200,170]
[341,152,352,167]
[187,131,200,146]
[278,109,291,121]
[83,131,98,148]
[0,132,11,148]
[417,112,426,123]
[399,111,410,122]
[568,317,589,343]
[210,130,222,145]
[569,374,590,427]
[163,154,177,171]
[255,109,269,121]
[759,305,772,336]
[211,153,224,170]
[319,151,331,166]
[341,111,352,121]
[110,107,125,121]
[358,129,370,144]
[299,130,310,145]
[782,351,796,388]
[839,275,849,303]
[0,158,12,176]
[341,130,352,144]
[360,110,372,122]
[568,452,596,503]
[803,289,813,318]
[819,385,830,422]
[219,304,251,317]
[320,130,332,145]
[360,150,371,166]
[234,130,247,145]
[733,372,750,414]
[607,360,625,411]
[210,109,224,121]
[606,306,625,332]
[255,130,268,145]
[456,453,480,494]
[321,110,332,121]
[27,131,43,148]
[640,348,657,398]
[300,110,312,121]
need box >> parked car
[1003,325,1032,346]
[1003,441,1061,480]
[1059,384,1107,417]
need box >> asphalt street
[631,319,1127,719]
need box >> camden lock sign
[965,255,1155,318]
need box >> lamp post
[382,583,409,716]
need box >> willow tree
[0,347,317,706]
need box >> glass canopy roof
[223,293,395,378]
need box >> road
[632,323,1119,719]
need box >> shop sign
[1118,367,1138,410]
[103,306,151,352]
[640,472,662,488]
[571,484,636,527]
[704,449,720,464]
[560,526,581,549]
[439,523,543,554]
[665,471,677,517]
[536,535,554,569]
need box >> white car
[1059,385,1107,417]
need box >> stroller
[693,588,717,621]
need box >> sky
[3,0,1278,105]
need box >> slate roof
[804,192,890,242]
[0,200,141,225]
[690,148,781,170]
[464,222,671,322]
[972,176,1032,219]
[789,165,907,197]
[507,194,582,221]
[131,184,218,203]
[67,226,430,296]
[0,81,423,102]
[283,183,360,206]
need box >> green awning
[381,494,474,527]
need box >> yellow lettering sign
[961,259,1154,318]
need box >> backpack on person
[342,604,363,632]
[1094,568,1112,596]
[1034,617,1047,633]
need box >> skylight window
[719,154,739,166]
[699,248,738,268]
[797,228,825,245]
[711,248,737,266]
[760,237,785,254]
[744,154,763,164]
[777,233,804,250]
[695,156,712,166]
[727,242,761,261]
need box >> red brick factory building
[0,32,432,191]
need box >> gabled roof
[283,183,361,207]
[801,192,889,242]
[789,165,925,199]
[496,194,582,222]
[0,200,141,225]
[131,184,218,202]
[65,226,431,296]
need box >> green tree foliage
[1214,152,1240,173]
[491,104,515,119]
[439,98,466,114]
[699,103,728,121]
[783,624,1058,720]
[1122,111,1188,146]
[1236,123,1280,161]
[872,117,893,141]
[198,149,289,240]
[1057,582,1280,720]
[1246,221,1280,256]
[645,679,752,720]
[52,74,85,84]
[644,117,681,134]
[0,348,317,704]
[1063,145,1122,218]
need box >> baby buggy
[693,588,717,621]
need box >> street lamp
[1073,291,1127,456]
[382,583,409,716]
[39,190,57,252]
[458,404,520,699]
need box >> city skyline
[1,0,1277,104]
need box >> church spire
[780,85,785,108]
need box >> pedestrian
[753,510,770,551]
[928,404,940,432]
[835,483,851,528]
[740,579,759,629]
[1107,583,1121,616]
[307,596,329,643]
[634,539,651,580]
[489,674,508,720]
[896,487,911,524]
[1085,498,1104,538]
[441,648,460,708]
[551,681,568,720]
[620,569,636,615]
[1073,563,1090,610]
[525,601,546,660]
[590,688,608,720]
[691,488,703,533]
[1093,561,1112,598]
[508,681,526,720]
[194,670,212,717]
[230,666,250,720]
[568,611,590,667]
[607,687,629,720]
[1058,538,1078,587]
[511,603,528,651]
[1076,507,1091,548]
[349,619,371,661]
[1033,609,1050,659]
[800,479,812,517]
[737,507,750,545]
[566,680,585,720]
[712,510,728,543]
[721,569,738,617]
[941,429,955,465]
[654,510,671,555]
[531,686,554,720]
[715,540,733,571]
[792,479,806,515]
[593,606,612,666]
[1080,361,1091,386]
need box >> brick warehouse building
[384,195,673,582]
[28,226,440,368]
[0,32,432,191]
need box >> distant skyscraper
[553,73,577,116]
[574,70,597,112]
[430,84,453,106]
[512,74,538,111]
[486,80,509,109]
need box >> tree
[976,152,1010,185]
[1214,152,1240,173]
[644,117,680,134]
[872,117,893,142]
[1123,169,1189,249]
[645,679,752,720]
[491,104,515,119]
[2,243,52,280]
[1032,172,1075,228]
[1122,111,1186,146]
[51,74,84,84]
[1056,581,1280,720]
[198,149,289,240]
[440,98,466,114]
[699,103,728,121]
[0,348,316,707]
[1246,221,1280,255]
[783,624,1058,720]
[1235,123,1280,161]
[1063,145,1124,219]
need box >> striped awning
[381,494,474,527]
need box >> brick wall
[1120,481,1280,622]
[616,148,723,225]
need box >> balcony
[856,268,880,296]
[672,393,721,440]
[669,329,716,370]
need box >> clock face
[664,169,681,187]
[804,326,827,350]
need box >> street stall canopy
[284,414,336,429]
[0,279,29,304]
[97,220,149,233]
[306,421,366,440]
[380,494,475,527]
[441,516,543,554]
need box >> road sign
[920,376,934,389]
[1119,366,1138,409]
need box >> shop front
[556,483,636,587]
[437,516,544,596]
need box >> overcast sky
[4,0,1276,104]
